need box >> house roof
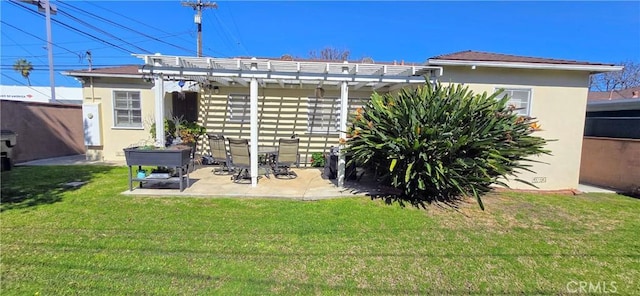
[588,87,640,101]
[428,50,622,73]
[587,98,640,112]
[63,65,144,78]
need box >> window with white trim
[228,94,250,123]
[306,97,369,134]
[307,96,340,134]
[113,91,142,127]
[497,88,531,116]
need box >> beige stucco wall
[439,66,590,190]
[82,77,160,161]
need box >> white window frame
[496,88,532,116]
[112,90,142,128]
[307,96,341,134]
[227,94,250,123]
[306,97,369,134]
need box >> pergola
[134,54,443,187]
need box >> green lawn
[1,166,638,295]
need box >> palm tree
[13,59,33,86]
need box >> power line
[7,0,135,54]
[55,10,151,54]
[57,0,195,56]
[212,10,249,56]
[82,0,195,44]
[1,32,48,86]
[0,20,81,58]
[81,0,226,57]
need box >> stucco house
[63,50,621,190]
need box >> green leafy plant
[178,121,206,144]
[149,119,176,146]
[310,152,325,167]
[344,82,550,210]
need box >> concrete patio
[122,166,385,200]
[17,154,385,200]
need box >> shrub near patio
[345,82,549,209]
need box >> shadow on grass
[619,191,640,200]
[318,167,469,211]
[0,165,116,212]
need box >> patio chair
[227,138,251,182]
[274,138,300,179]
[207,133,233,175]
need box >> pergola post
[250,59,259,187]
[154,75,165,147]
[338,62,350,187]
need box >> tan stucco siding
[82,78,158,161]
[439,66,590,190]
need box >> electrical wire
[81,0,197,46]
[56,10,151,54]
[214,9,249,56]
[1,32,48,86]
[0,20,81,57]
[7,0,135,54]
[57,0,195,55]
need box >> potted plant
[177,121,206,144]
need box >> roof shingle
[588,87,640,101]
[430,50,614,66]
[68,65,140,75]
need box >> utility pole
[22,0,57,101]
[181,0,217,57]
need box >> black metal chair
[227,138,251,182]
[274,138,300,179]
[207,133,233,175]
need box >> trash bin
[1,130,17,171]
[324,146,356,180]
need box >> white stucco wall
[439,66,590,190]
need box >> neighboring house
[0,85,83,105]
[587,86,640,101]
[63,50,621,191]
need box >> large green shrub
[344,82,549,209]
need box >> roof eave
[587,98,640,112]
[62,71,145,79]
[427,59,623,73]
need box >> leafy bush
[150,119,176,146]
[310,152,325,167]
[178,121,206,144]
[344,82,549,209]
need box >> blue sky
[1,1,639,88]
